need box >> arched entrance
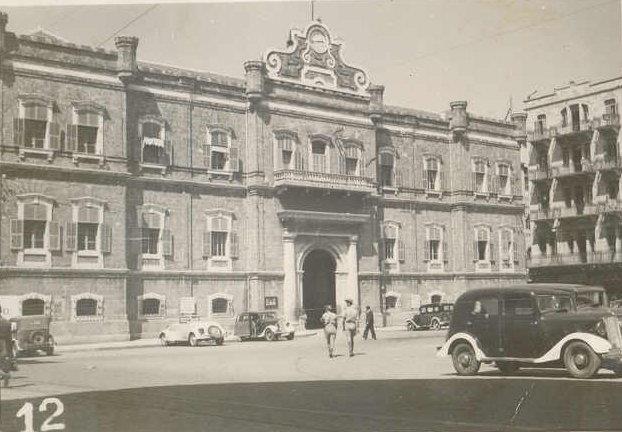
[303,249,336,329]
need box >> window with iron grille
[605,99,618,117]
[77,111,99,154]
[265,296,278,310]
[498,164,510,194]
[428,226,441,261]
[76,298,98,316]
[425,157,439,190]
[141,298,160,316]
[211,298,228,314]
[536,114,546,134]
[142,228,160,254]
[477,228,489,261]
[22,298,45,316]
[385,295,397,309]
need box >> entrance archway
[302,249,336,329]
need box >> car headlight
[593,320,607,338]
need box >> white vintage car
[158,321,226,347]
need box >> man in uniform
[342,298,358,357]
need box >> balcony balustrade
[549,162,589,178]
[528,250,622,267]
[274,169,376,194]
[528,127,551,142]
[554,120,593,137]
[593,113,620,129]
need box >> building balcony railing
[528,127,552,142]
[273,169,376,194]
[549,204,598,218]
[549,162,590,178]
[592,113,620,129]
[530,208,553,221]
[552,120,593,137]
[528,251,622,267]
[595,199,622,213]
[528,164,550,180]
[591,156,622,172]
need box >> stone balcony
[274,169,376,194]
[592,113,620,130]
[528,251,622,268]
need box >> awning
[142,137,164,148]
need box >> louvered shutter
[394,169,402,188]
[48,221,61,251]
[229,146,240,172]
[490,241,496,263]
[398,239,405,263]
[203,145,211,168]
[513,240,519,263]
[489,174,498,194]
[13,118,25,146]
[422,170,429,189]
[162,229,173,257]
[49,123,61,150]
[65,222,77,251]
[66,124,78,152]
[424,240,431,262]
[96,298,104,317]
[10,219,23,250]
[230,231,239,259]
[164,137,172,166]
[473,240,479,261]
[443,232,449,264]
[379,239,386,260]
[471,172,477,192]
[101,224,112,253]
[202,231,212,258]
[159,298,166,316]
[338,153,346,175]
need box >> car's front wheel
[188,333,198,347]
[451,342,481,376]
[563,341,601,379]
[406,322,415,331]
[496,361,519,375]
[264,328,276,342]
[286,334,294,341]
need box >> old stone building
[526,76,622,295]
[0,14,525,343]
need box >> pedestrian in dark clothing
[0,310,13,387]
[362,306,376,340]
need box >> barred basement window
[22,298,45,316]
[264,296,278,310]
[211,298,228,314]
[385,295,398,309]
[141,298,161,316]
[76,298,98,316]
[431,294,442,304]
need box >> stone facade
[525,76,622,295]
[0,16,525,343]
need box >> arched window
[535,114,547,135]
[22,298,45,316]
[211,297,229,314]
[141,298,160,316]
[76,298,98,316]
[431,294,442,304]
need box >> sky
[1,0,621,119]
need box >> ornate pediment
[264,22,370,96]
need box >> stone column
[282,230,297,324]
[346,235,360,309]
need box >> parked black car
[11,316,54,356]
[437,284,622,379]
[406,303,453,331]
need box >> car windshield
[537,295,572,314]
[576,291,606,309]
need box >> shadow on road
[1,378,621,432]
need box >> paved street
[1,329,622,431]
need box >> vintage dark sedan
[437,284,622,379]
[406,303,453,331]
[234,312,295,341]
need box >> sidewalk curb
[55,331,320,353]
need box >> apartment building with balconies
[525,77,622,294]
[0,14,525,342]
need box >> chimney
[449,101,468,139]
[244,60,265,103]
[368,84,385,122]
[114,36,139,80]
[510,112,528,145]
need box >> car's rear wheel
[451,342,481,376]
[406,322,415,331]
[286,334,294,341]
[563,341,601,379]
[430,319,441,331]
[264,328,276,342]
[45,335,54,356]
[496,361,519,375]
[188,333,198,347]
